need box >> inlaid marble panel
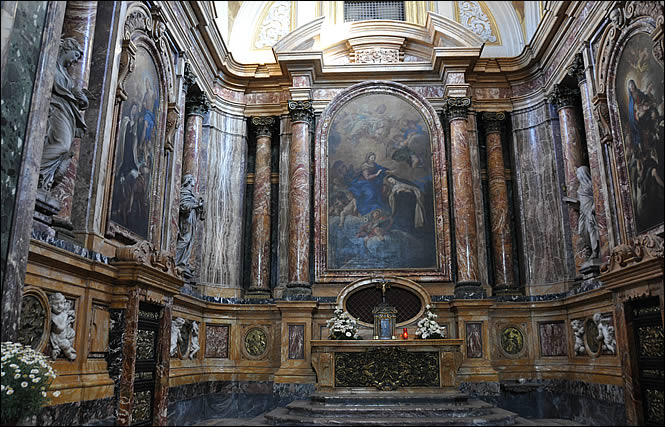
[199,111,247,291]
[205,324,229,359]
[288,324,304,360]
[539,321,567,357]
[466,322,483,358]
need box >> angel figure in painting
[39,37,88,192]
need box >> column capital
[251,116,275,138]
[444,97,471,120]
[185,91,210,117]
[547,84,580,110]
[288,100,314,123]
[482,112,506,134]
[567,53,586,84]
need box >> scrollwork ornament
[567,53,586,84]
[164,102,181,152]
[482,111,505,134]
[592,95,612,145]
[183,62,197,93]
[123,9,151,41]
[633,232,665,260]
[288,100,314,123]
[624,1,663,21]
[115,40,137,102]
[114,240,153,264]
[251,116,275,138]
[445,97,472,120]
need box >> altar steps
[262,391,522,426]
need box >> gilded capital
[547,84,580,110]
[445,97,471,120]
[567,54,586,84]
[185,91,210,117]
[482,112,505,134]
[288,100,314,123]
[251,116,275,138]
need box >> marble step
[310,390,472,406]
[284,398,496,418]
[263,406,520,426]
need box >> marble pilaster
[199,110,247,297]
[52,1,98,231]
[483,112,517,294]
[570,53,612,263]
[153,298,172,426]
[275,115,292,299]
[548,84,586,275]
[286,101,314,296]
[116,287,139,426]
[183,92,210,186]
[247,117,275,298]
[1,1,66,342]
[447,97,482,298]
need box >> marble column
[183,92,210,185]
[286,101,314,297]
[447,97,483,298]
[275,115,291,299]
[116,287,139,426]
[569,53,611,265]
[483,112,517,294]
[52,1,98,232]
[153,298,172,426]
[548,84,586,275]
[247,116,275,298]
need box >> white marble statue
[170,317,185,356]
[175,174,205,271]
[576,166,600,260]
[39,37,88,191]
[49,293,77,360]
[188,321,200,359]
[571,319,586,356]
[593,313,616,354]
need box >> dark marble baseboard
[461,379,626,426]
[21,396,116,426]
[167,380,315,426]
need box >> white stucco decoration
[458,1,496,43]
[255,1,291,49]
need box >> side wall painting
[110,46,161,239]
[615,32,664,233]
[326,93,437,270]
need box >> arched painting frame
[314,81,451,283]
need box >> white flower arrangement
[326,308,360,340]
[1,342,58,424]
[415,305,447,339]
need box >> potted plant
[326,308,361,340]
[1,342,59,425]
[415,305,447,339]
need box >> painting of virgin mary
[615,32,664,233]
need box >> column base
[52,217,76,241]
[33,189,60,239]
[492,286,523,297]
[580,258,602,279]
[245,288,272,299]
[285,282,312,298]
[454,281,486,299]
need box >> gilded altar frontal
[1,1,663,426]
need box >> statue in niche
[188,321,200,359]
[49,293,77,360]
[175,175,205,273]
[564,166,600,262]
[571,319,586,356]
[593,313,616,354]
[170,317,185,357]
[39,37,88,192]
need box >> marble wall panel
[511,102,572,293]
[205,324,229,358]
[213,85,245,104]
[539,321,567,357]
[199,110,247,292]
[466,322,483,358]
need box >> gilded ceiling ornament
[255,1,291,49]
[458,1,497,43]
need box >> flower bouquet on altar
[326,308,361,340]
[415,305,447,339]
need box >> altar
[311,339,463,391]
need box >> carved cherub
[593,313,616,354]
[170,317,185,356]
[188,321,200,359]
[571,319,586,356]
[49,293,77,360]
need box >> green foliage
[1,342,59,424]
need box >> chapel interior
[0,1,664,426]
